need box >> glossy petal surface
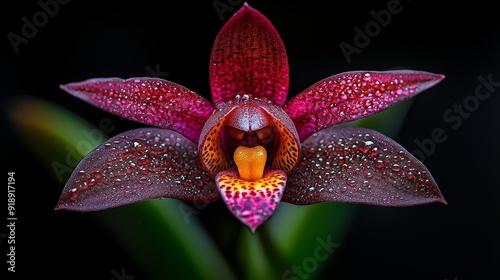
[216,168,287,232]
[56,128,219,211]
[284,127,446,206]
[210,3,289,106]
[284,70,445,141]
[61,77,215,143]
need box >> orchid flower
[55,3,446,232]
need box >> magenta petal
[283,127,446,207]
[55,128,219,211]
[60,77,215,143]
[284,70,445,142]
[210,3,289,106]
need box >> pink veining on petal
[284,70,445,142]
[60,77,215,143]
[284,127,446,207]
[55,128,219,212]
[210,3,289,106]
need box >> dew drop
[241,94,251,102]
[347,179,356,187]
[215,101,225,108]
[375,160,384,169]
[392,164,401,172]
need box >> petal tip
[216,169,287,231]
[53,200,70,211]
[431,72,446,84]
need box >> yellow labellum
[233,146,267,181]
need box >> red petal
[210,3,289,106]
[284,127,446,207]
[216,168,287,232]
[61,77,215,143]
[55,128,219,211]
[284,70,445,141]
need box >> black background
[2,0,499,279]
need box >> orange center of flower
[233,145,267,181]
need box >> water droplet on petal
[215,101,225,108]
[375,160,384,169]
[392,164,401,172]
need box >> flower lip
[233,145,267,181]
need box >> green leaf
[238,227,278,280]
[8,95,236,280]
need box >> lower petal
[216,169,287,232]
[284,127,446,207]
[55,128,219,212]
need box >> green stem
[258,223,288,276]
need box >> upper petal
[210,3,289,106]
[283,126,446,207]
[55,128,219,211]
[61,77,215,143]
[283,70,445,142]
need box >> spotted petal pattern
[55,128,219,211]
[61,77,215,143]
[284,127,446,206]
[216,168,287,232]
[210,3,289,106]
[284,70,445,141]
